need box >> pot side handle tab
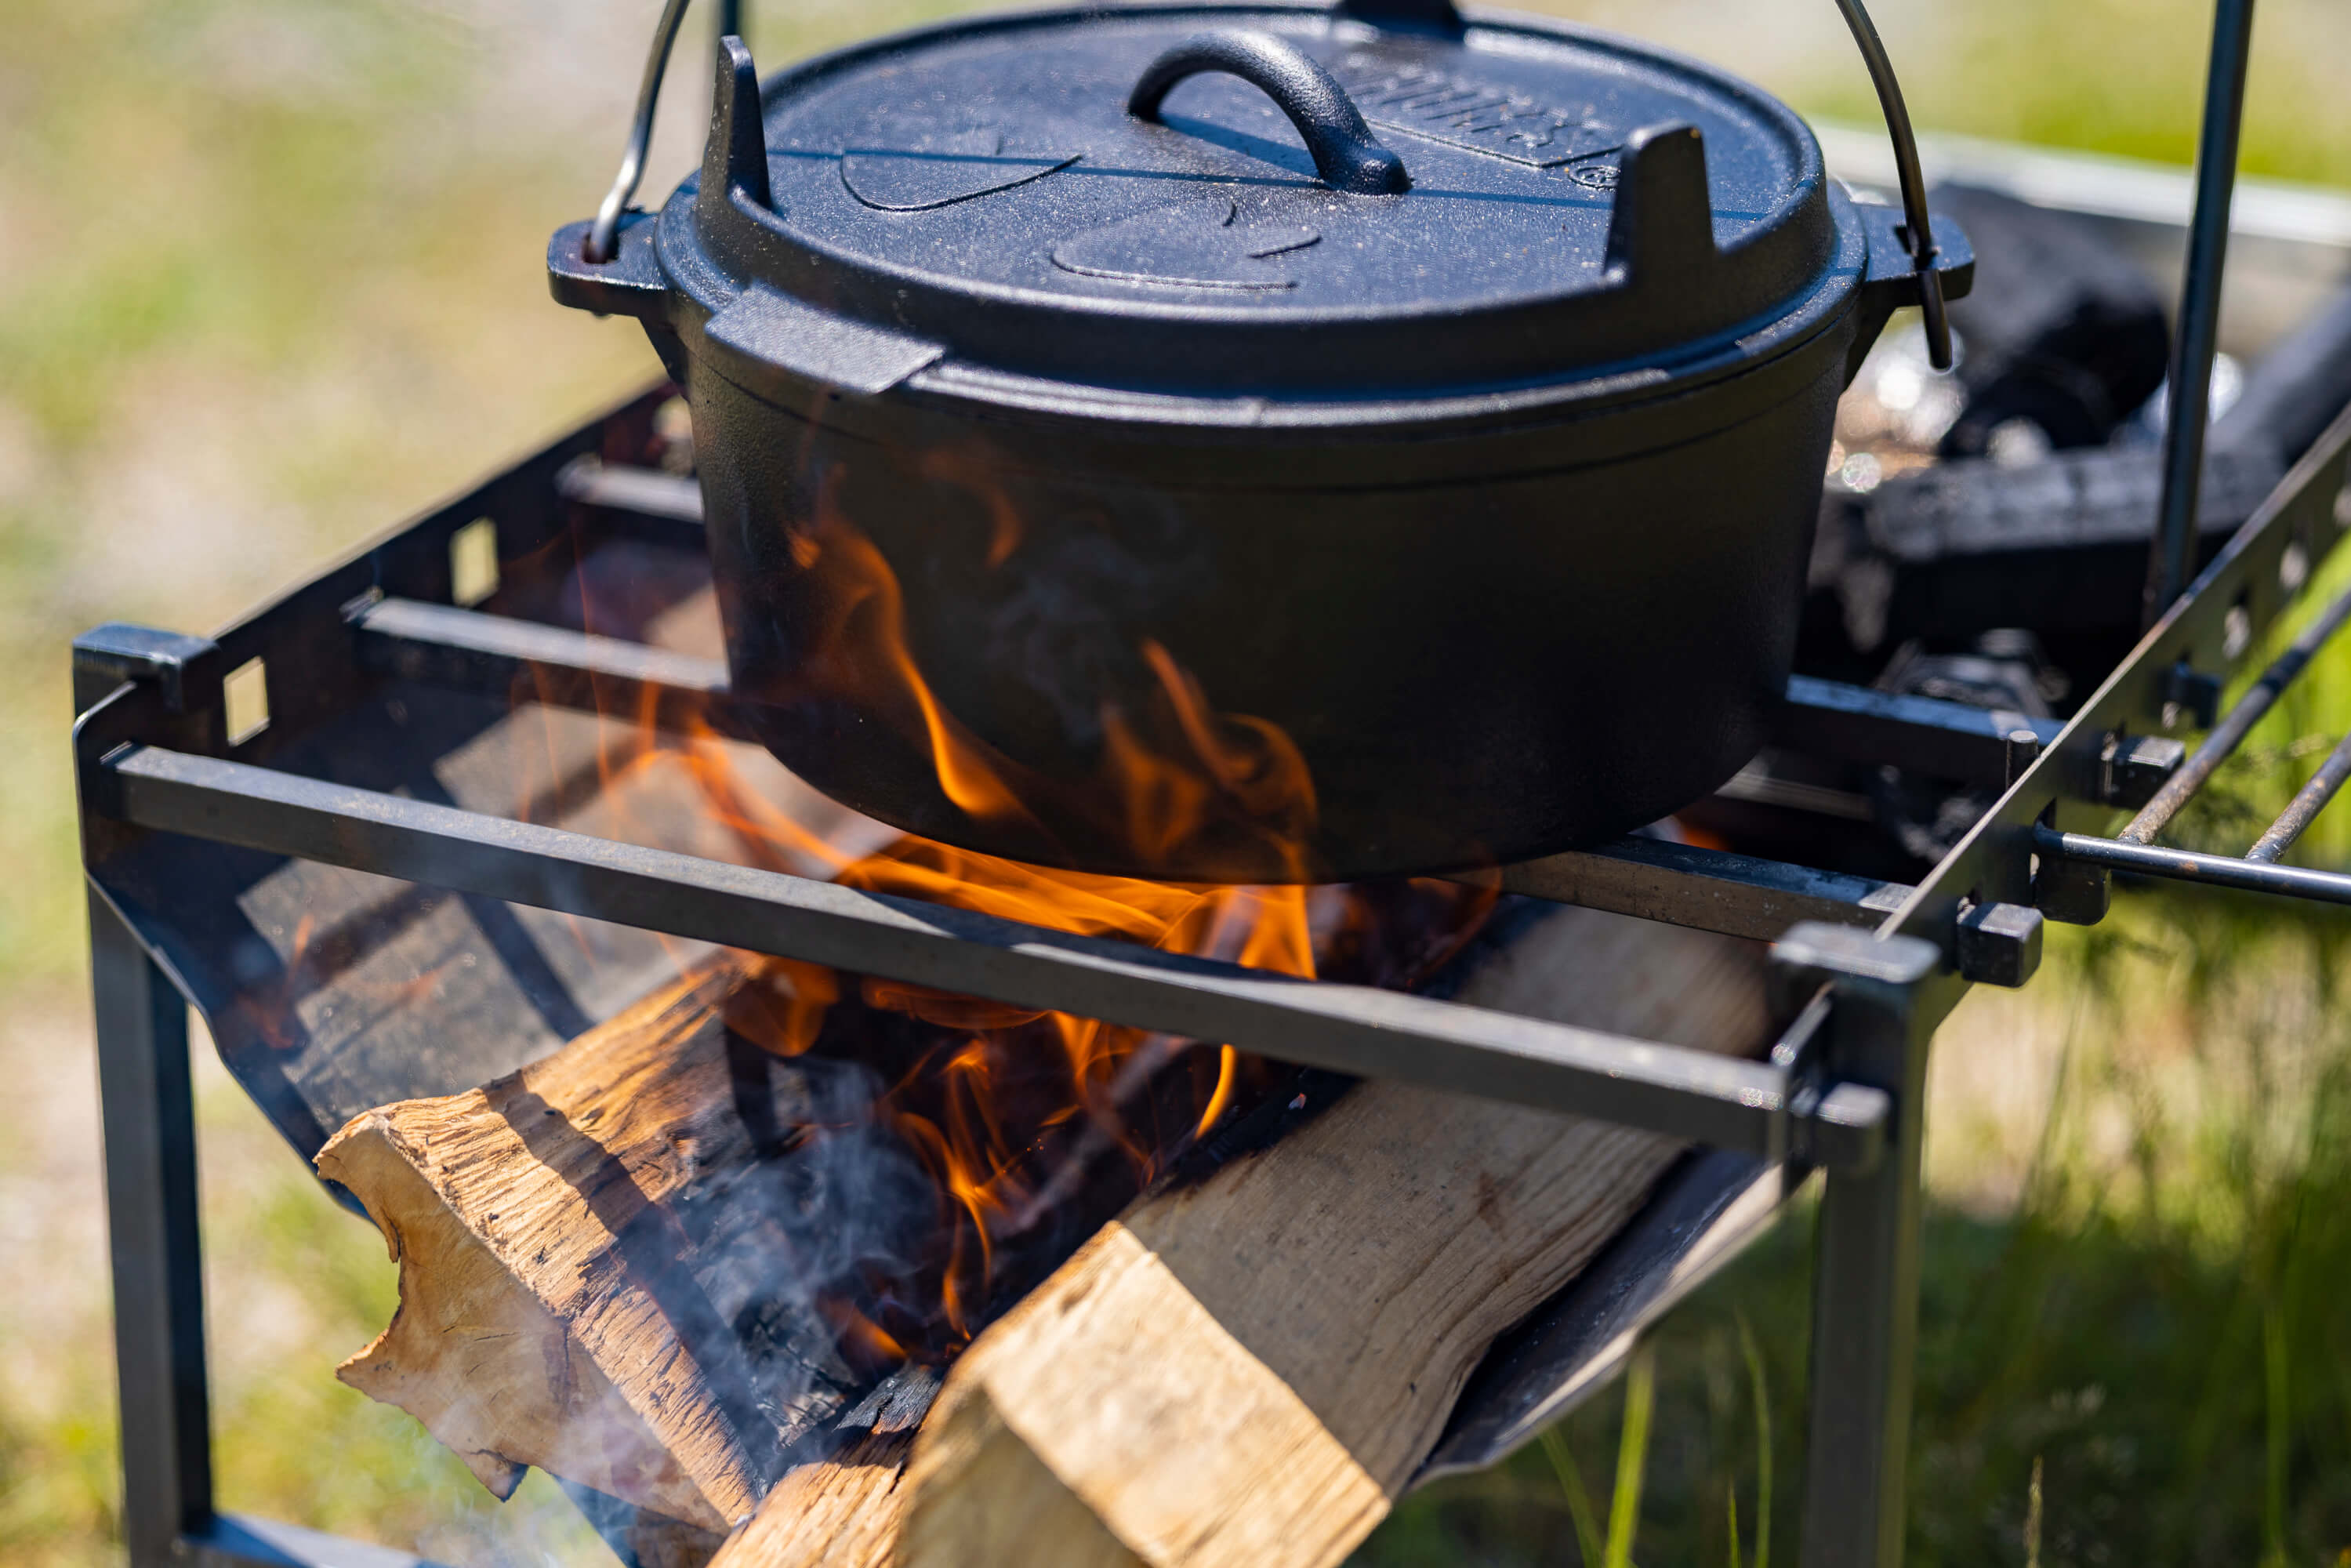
[700,286,946,399]
[1846,201,1975,387]
[549,212,667,321]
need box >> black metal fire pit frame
[74,2,2351,1563]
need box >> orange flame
[488,452,1493,1363]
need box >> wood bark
[718,904,1773,1568]
[319,961,841,1534]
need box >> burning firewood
[318,844,1488,1532]
[319,964,815,1532]
[717,905,1773,1568]
[321,885,1765,1566]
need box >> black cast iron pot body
[552,0,1972,883]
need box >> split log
[319,960,879,1534]
[325,902,1770,1568]
[707,1368,939,1568]
[715,904,1773,1568]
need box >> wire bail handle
[1831,0,1950,368]
[584,0,743,264]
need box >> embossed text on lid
[1329,52,1624,170]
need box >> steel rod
[2118,575,2351,843]
[555,456,706,524]
[348,596,750,739]
[2247,730,2351,861]
[187,1514,442,1568]
[2040,825,2351,906]
[95,743,1891,1164]
[2146,0,2261,621]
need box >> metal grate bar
[1478,837,1910,942]
[351,590,2052,798]
[555,455,706,524]
[2119,575,2351,844]
[1780,673,2061,787]
[186,1512,447,1568]
[2248,729,2351,861]
[93,742,1891,1166]
[2037,824,2351,905]
[350,596,1962,945]
[347,594,746,736]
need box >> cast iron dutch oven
[550,0,1972,883]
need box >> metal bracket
[1954,900,2044,987]
[2036,858,2112,924]
[2100,731,2189,808]
[1772,921,1941,995]
[73,625,221,717]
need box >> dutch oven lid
[652,0,1848,400]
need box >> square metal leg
[91,888,442,1568]
[91,888,215,1566]
[1780,927,1940,1568]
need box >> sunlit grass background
[6,0,2351,1563]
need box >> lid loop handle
[1128,32,1411,196]
[1830,0,1951,368]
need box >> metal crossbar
[93,739,1889,1165]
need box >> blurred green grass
[7,2,2351,1564]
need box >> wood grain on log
[719,906,1772,1568]
[326,901,1769,1567]
[320,961,858,1532]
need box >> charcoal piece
[2217,278,2351,467]
[1931,183,2171,457]
[1820,439,2283,653]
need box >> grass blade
[1605,1343,1658,1568]
[1738,1313,1772,1568]
[1541,1426,1608,1567]
[2265,1298,2290,1567]
[2025,1454,2043,1568]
